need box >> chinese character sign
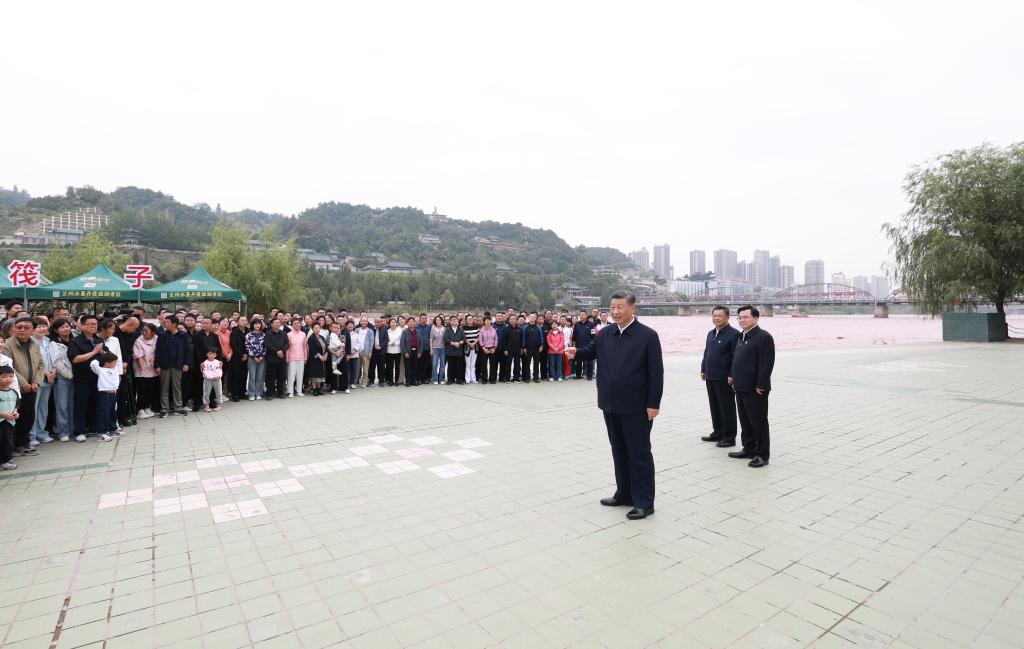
[8,259,41,288]
[124,265,154,289]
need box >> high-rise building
[736,260,748,282]
[871,275,891,299]
[714,249,737,280]
[768,255,781,288]
[653,244,672,279]
[752,249,770,287]
[779,265,794,289]
[628,247,650,270]
[831,272,848,287]
[804,259,825,285]
[851,275,870,292]
[689,249,706,277]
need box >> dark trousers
[706,380,737,441]
[73,383,97,436]
[96,392,117,434]
[505,353,521,381]
[539,349,548,379]
[335,357,349,391]
[523,350,542,381]
[737,391,770,460]
[228,356,247,399]
[117,375,135,423]
[603,411,655,509]
[480,352,498,383]
[417,352,431,382]
[446,355,465,384]
[369,349,386,385]
[14,391,35,448]
[265,363,286,398]
[136,376,160,411]
[386,353,401,385]
[574,356,595,379]
[404,354,418,385]
[0,421,14,463]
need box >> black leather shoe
[716,440,736,448]
[700,434,721,442]
[626,507,654,520]
[600,497,630,507]
[728,450,754,459]
[158,412,168,418]
[748,457,768,468]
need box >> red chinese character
[8,259,41,288]
[124,264,154,289]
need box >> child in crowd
[546,325,565,382]
[201,349,224,412]
[90,351,121,442]
[0,366,20,470]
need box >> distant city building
[753,249,770,287]
[628,247,650,270]
[671,279,714,297]
[418,234,441,247]
[804,259,826,285]
[652,244,672,279]
[871,275,891,299]
[428,207,447,222]
[779,265,795,289]
[831,272,848,287]
[689,249,706,276]
[851,275,870,292]
[736,260,749,282]
[120,228,141,247]
[714,249,738,280]
[768,255,781,288]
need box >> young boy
[90,352,121,442]
[0,366,20,470]
[201,349,224,412]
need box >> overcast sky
[4,1,1022,281]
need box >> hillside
[0,186,633,278]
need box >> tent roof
[25,264,138,301]
[140,267,243,302]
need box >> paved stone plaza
[1,341,1022,648]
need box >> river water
[639,314,1024,354]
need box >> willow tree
[884,143,1024,315]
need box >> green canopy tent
[24,263,139,304]
[140,268,245,312]
[0,271,52,302]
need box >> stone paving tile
[0,342,1022,647]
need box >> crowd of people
[0,300,612,471]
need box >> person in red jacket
[546,326,565,382]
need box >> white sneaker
[75,434,86,442]
[60,436,70,442]
[332,369,343,375]
[113,429,126,437]
[1,461,16,470]
[29,440,39,448]
[136,410,150,420]
[256,396,262,400]
[98,433,112,442]
[297,392,305,397]
[249,396,255,401]
[345,389,351,394]
[40,437,54,444]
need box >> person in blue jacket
[568,291,664,520]
[699,306,740,447]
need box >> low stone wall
[941,312,1008,342]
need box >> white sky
[3,1,1022,281]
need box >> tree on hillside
[884,142,1024,315]
[41,231,131,281]
[201,225,306,313]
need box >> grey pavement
[1,341,1022,648]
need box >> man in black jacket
[700,306,740,447]
[568,291,664,520]
[521,314,545,383]
[263,319,288,399]
[728,305,775,468]
[228,317,249,402]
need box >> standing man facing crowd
[568,291,663,520]
[728,305,775,468]
[699,306,739,447]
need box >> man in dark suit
[568,291,664,520]
[700,306,740,447]
[728,305,775,468]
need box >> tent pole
[23,286,28,313]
